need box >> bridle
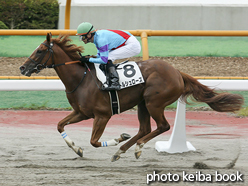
[28,42,56,74]
[28,42,86,94]
[28,42,80,73]
[28,42,99,93]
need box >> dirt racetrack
[1,110,248,186]
[0,56,248,185]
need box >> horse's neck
[53,51,87,92]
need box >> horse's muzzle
[19,65,32,77]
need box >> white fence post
[155,80,248,154]
[155,98,196,153]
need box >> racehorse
[20,33,244,161]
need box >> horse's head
[20,33,54,77]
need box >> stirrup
[102,84,120,91]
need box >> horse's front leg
[90,116,110,147]
[57,110,87,157]
[90,116,131,149]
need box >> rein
[65,67,87,94]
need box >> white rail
[0,80,65,91]
[0,79,248,91]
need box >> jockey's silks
[89,30,132,64]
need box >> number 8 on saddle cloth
[95,61,145,90]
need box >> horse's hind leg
[112,100,151,162]
[135,104,171,159]
[57,110,87,157]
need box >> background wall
[58,0,248,30]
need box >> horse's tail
[180,72,244,112]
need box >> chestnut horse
[20,33,244,161]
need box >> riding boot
[108,66,121,90]
[102,60,121,91]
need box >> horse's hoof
[111,154,120,162]
[134,143,144,159]
[111,149,125,162]
[77,147,83,157]
[135,150,142,159]
[121,133,131,140]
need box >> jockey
[76,22,141,91]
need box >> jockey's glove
[80,56,89,63]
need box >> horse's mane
[52,34,84,61]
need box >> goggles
[79,35,87,41]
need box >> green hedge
[0,21,8,29]
[0,0,59,29]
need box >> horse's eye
[37,50,42,54]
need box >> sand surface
[0,110,247,186]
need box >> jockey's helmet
[76,22,96,36]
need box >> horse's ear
[46,32,52,43]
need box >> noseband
[28,42,55,74]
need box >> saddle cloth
[94,61,145,90]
